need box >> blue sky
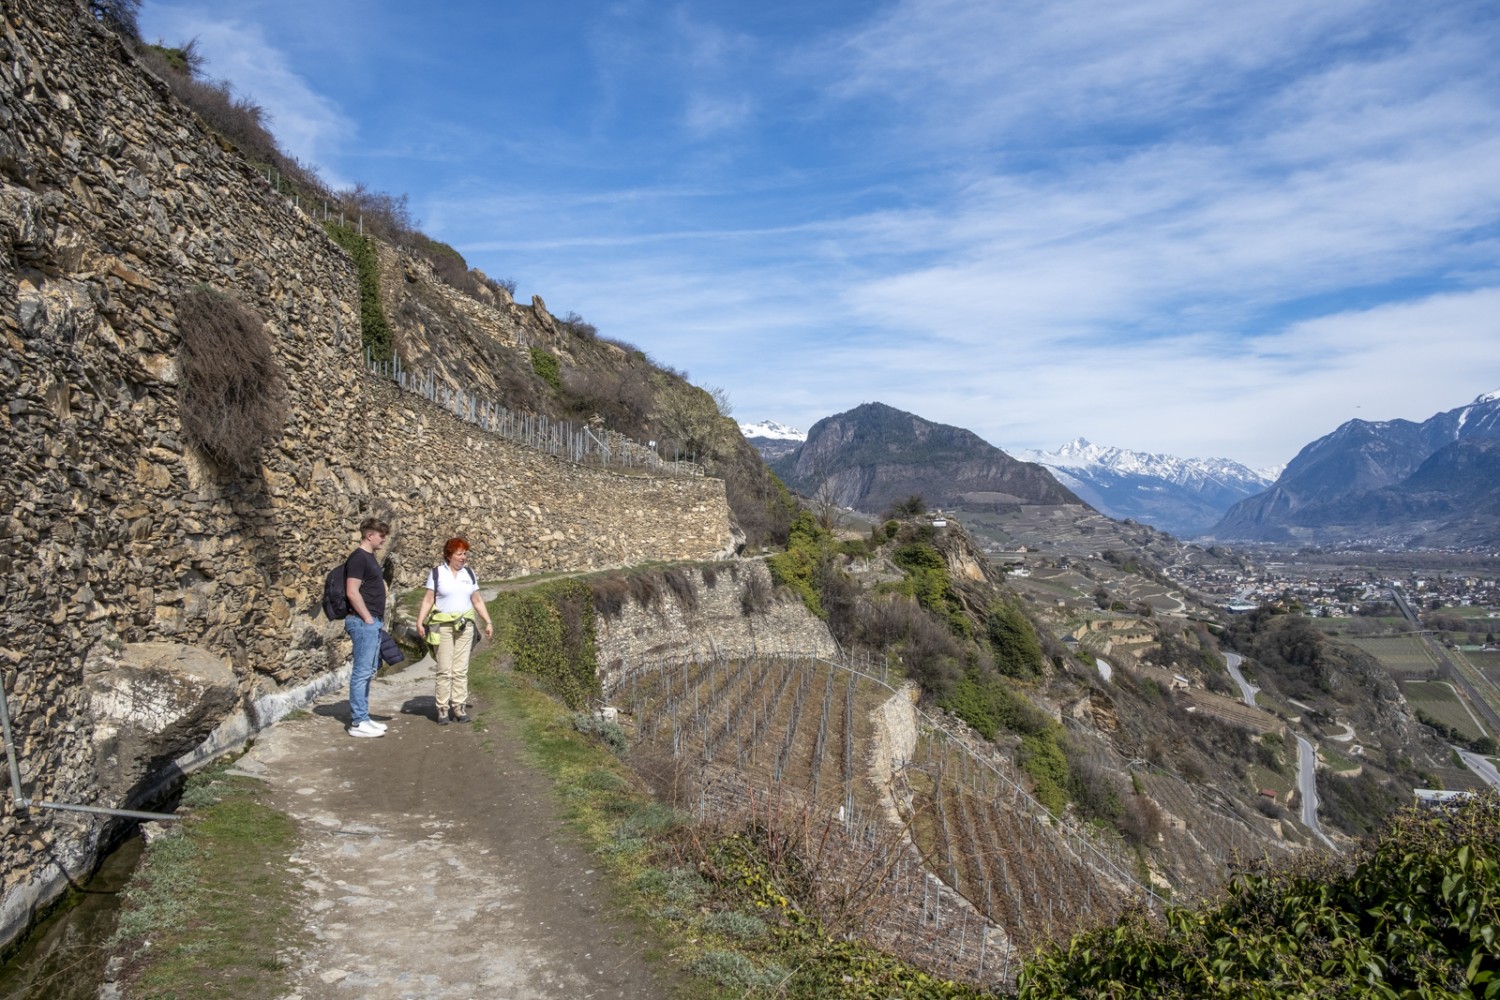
[139,0,1500,470]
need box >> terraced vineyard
[1133,767,1291,863]
[609,654,1162,983]
[899,732,1142,955]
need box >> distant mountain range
[766,403,1080,515]
[1209,390,1500,548]
[1020,439,1278,539]
[739,420,805,460]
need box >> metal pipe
[27,800,180,822]
[0,670,25,809]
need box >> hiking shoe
[348,720,385,738]
[436,707,450,726]
[452,704,470,723]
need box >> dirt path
[230,655,671,1000]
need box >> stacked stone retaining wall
[595,562,838,693]
[0,0,734,948]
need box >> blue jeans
[345,618,382,725]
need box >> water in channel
[0,833,144,999]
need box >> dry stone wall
[0,0,735,948]
[596,562,839,695]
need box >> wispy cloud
[139,0,1500,469]
[138,2,358,185]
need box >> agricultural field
[1464,649,1500,687]
[1342,634,1437,678]
[1403,680,1489,742]
[1429,605,1500,621]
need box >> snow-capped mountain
[1019,438,1277,539]
[739,420,806,442]
[739,420,806,460]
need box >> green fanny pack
[426,612,475,646]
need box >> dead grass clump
[661,568,698,611]
[740,572,772,615]
[176,286,286,473]
[589,575,631,618]
[628,572,664,612]
[1121,793,1166,847]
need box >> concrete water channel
[0,835,142,999]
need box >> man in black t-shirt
[344,517,390,738]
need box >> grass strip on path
[109,761,301,999]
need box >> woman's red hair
[443,537,470,560]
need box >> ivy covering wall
[325,222,393,363]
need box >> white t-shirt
[427,564,479,615]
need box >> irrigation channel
[0,835,143,999]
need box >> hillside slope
[774,402,1081,515]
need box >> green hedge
[1018,796,1500,998]
[495,579,601,709]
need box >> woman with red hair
[416,537,493,724]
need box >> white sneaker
[348,720,385,738]
[367,719,388,732]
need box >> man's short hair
[359,517,391,538]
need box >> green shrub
[501,579,600,709]
[987,600,1045,678]
[766,511,834,618]
[1020,732,1070,813]
[941,671,1005,740]
[1018,797,1500,999]
[892,542,970,636]
[530,346,562,390]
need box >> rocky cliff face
[0,0,736,947]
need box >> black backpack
[430,564,478,594]
[321,561,350,620]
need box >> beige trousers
[432,621,474,710]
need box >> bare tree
[89,0,141,40]
[813,480,844,533]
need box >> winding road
[1458,749,1500,791]
[1227,652,1334,848]
[1225,652,1257,707]
[1297,736,1336,849]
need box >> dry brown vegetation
[175,286,286,473]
